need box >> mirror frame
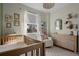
[55,19,62,30]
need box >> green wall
[0,3,3,35]
[0,4,1,35]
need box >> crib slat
[3,36,5,44]
[36,49,39,56]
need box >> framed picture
[14,13,20,26]
[14,20,20,26]
[5,15,12,22]
[27,24,37,33]
[6,23,11,28]
[14,13,20,19]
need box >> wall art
[6,23,11,28]
[5,15,12,22]
[14,13,20,26]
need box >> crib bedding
[0,42,27,53]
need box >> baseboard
[45,46,52,48]
[54,44,74,52]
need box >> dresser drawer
[52,33,77,52]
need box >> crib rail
[0,35,45,56]
[1,35,24,45]
[0,42,45,56]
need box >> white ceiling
[23,3,69,13]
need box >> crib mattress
[0,42,27,53]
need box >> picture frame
[5,15,12,22]
[14,13,20,26]
[6,23,11,28]
[14,20,20,26]
[14,13,20,19]
[27,24,37,33]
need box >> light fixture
[43,3,55,9]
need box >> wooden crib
[0,35,45,56]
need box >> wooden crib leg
[31,50,33,56]
[25,53,27,56]
[40,43,45,56]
